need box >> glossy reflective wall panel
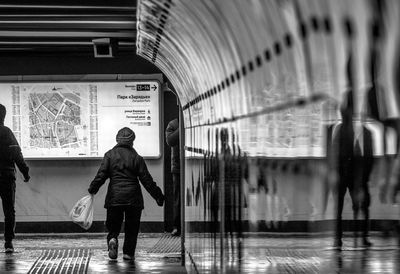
[137,0,400,273]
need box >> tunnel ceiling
[0,0,137,55]
[136,0,400,136]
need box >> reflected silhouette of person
[331,92,374,248]
[330,17,375,248]
[165,118,181,236]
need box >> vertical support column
[179,105,185,266]
[219,147,225,271]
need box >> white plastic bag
[70,194,94,230]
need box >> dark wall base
[1,220,397,234]
[187,220,400,234]
[0,221,164,234]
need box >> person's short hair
[0,104,6,123]
[116,127,136,145]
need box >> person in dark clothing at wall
[165,118,181,236]
[330,92,374,249]
[88,127,164,261]
[0,104,30,253]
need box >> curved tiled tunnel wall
[137,0,400,272]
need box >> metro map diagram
[28,91,86,151]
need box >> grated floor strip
[27,248,91,274]
[147,233,181,254]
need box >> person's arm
[377,125,391,203]
[88,153,110,195]
[388,155,400,203]
[166,119,179,147]
[8,128,29,181]
[136,155,164,205]
[364,128,375,179]
[326,124,339,189]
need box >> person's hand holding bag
[23,174,30,183]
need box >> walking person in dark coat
[165,118,181,236]
[88,127,164,260]
[0,104,30,253]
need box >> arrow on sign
[152,85,157,91]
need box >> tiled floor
[0,233,185,273]
[1,233,400,273]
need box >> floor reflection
[187,235,400,273]
[2,255,16,272]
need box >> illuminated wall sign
[0,81,161,159]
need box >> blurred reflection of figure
[331,92,374,248]
[166,118,181,236]
[322,99,341,217]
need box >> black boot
[4,241,14,253]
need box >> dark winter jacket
[165,118,180,173]
[88,143,164,209]
[0,124,29,180]
[331,123,374,190]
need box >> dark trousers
[336,180,370,241]
[106,206,142,256]
[172,173,181,230]
[0,179,16,243]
